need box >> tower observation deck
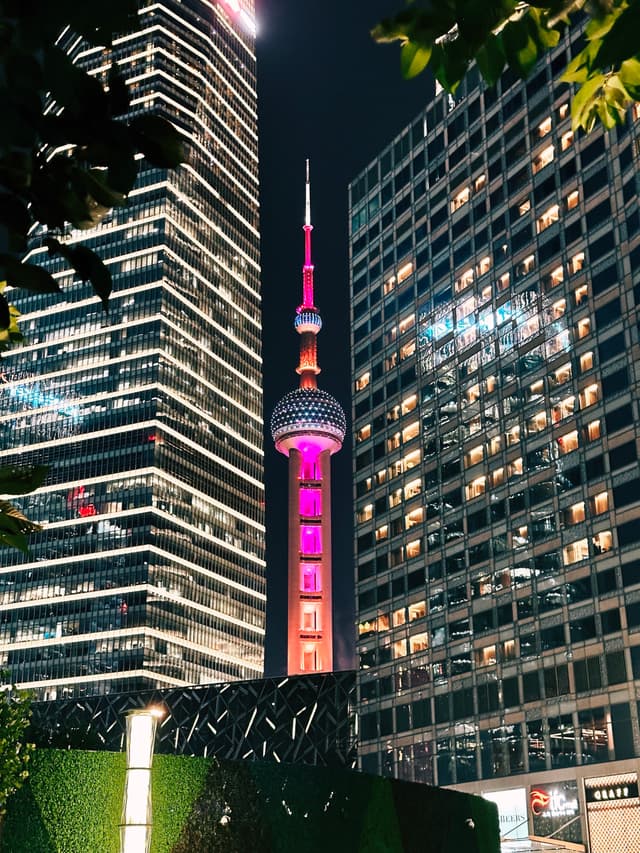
[271,162,346,675]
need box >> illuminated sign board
[530,780,583,846]
[482,788,528,840]
[586,782,639,803]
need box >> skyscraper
[0,0,265,699]
[350,29,640,846]
[271,163,346,675]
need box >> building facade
[271,164,346,675]
[350,26,640,851]
[0,0,265,698]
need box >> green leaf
[130,114,186,168]
[527,8,560,51]
[502,17,539,78]
[561,50,592,84]
[571,73,607,132]
[0,465,48,495]
[0,255,61,294]
[620,57,640,99]
[476,34,506,87]
[400,40,432,79]
[0,500,42,536]
[595,3,640,69]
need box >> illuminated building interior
[271,162,346,675]
[0,0,265,698]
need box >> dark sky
[256,1,433,675]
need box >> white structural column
[120,708,163,853]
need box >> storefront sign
[585,782,639,803]
[530,780,583,846]
[482,788,528,840]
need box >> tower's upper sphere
[294,310,323,334]
[271,387,346,455]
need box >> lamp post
[120,707,164,853]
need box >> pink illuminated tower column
[271,162,346,675]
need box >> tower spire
[301,158,315,310]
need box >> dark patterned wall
[29,671,357,768]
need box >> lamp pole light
[120,707,164,853]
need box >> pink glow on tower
[270,162,346,675]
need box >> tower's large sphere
[271,387,346,454]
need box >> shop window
[557,429,579,454]
[566,189,579,210]
[533,144,555,173]
[563,538,589,565]
[564,501,585,525]
[590,491,609,515]
[561,130,574,150]
[574,283,588,305]
[570,251,585,274]
[593,530,613,554]
[537,203,560,233]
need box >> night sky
[256,1,434,674]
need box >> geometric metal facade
[29,671,357,769]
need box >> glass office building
[350,23,640,847]
[0,0,265,699]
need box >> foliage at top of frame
[373,0,640,133]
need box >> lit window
[551,395,576,423]
[302,606,320,631]
[356,424,371,443]
[550,265,564,287]
[527,411,547,435]
[590,492,609,515]
[398,313,415,335]
[357,504,373,523]
[477,255,491,276]
[536,203,560,233]
[465,444,484,468]
[466,476,487,499]
[570,251,585,274]
[400,339,416,360]
[502,640,516,661]
[401,394,417,416]
[497,271,510,292]
[585,419,601,442]
[405,507,424,529]
[485,374,497,394]
[377,614,390,632]
[508,457,523,478]
[393,639,408,659]
[402,421,419,443]
[451,186,471,212]
[506,425,521,446]
[409,632,429,654]
[564,501,586,525]
[558,103,569,120]
[375,524,388,542]
[376,468,387,485]
[393,607,406,627]
[389,489,402,508]
[566,190,579,210]
[528,379,544,401]
[384,275,396,295]
[465,383,481,404]
[408,601,426,621]
[513,525,529,546]
[480,283,493,302]
[518,254,535,276]
[475,173,487,192]
[404,449,421,469]
[563,538,589,565]
[551,298,567,319]
[476,645,497,666]
[397,261,413,283]
[387,432,401,451]
[633,102,640,122]
[579,382,600,409]
[575,284,588,305]
[580,351,594,372]
[358,620,375,637]
[455,267,474,293]
[577,317,591,339]
[404,478,422,500]
[561,130,574,150]
[406,539,422,559]
[491,467,505,487]
[533,144,555,173]
[537,116,552,137]
[355,372,370,391]
[519,199,531,216]
[551,362,572,387]
[557,430,579,454]
[488,435,502,456]
[385,352,398,372]
[593,530,613,554]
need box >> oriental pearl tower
[271,162,346,675]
